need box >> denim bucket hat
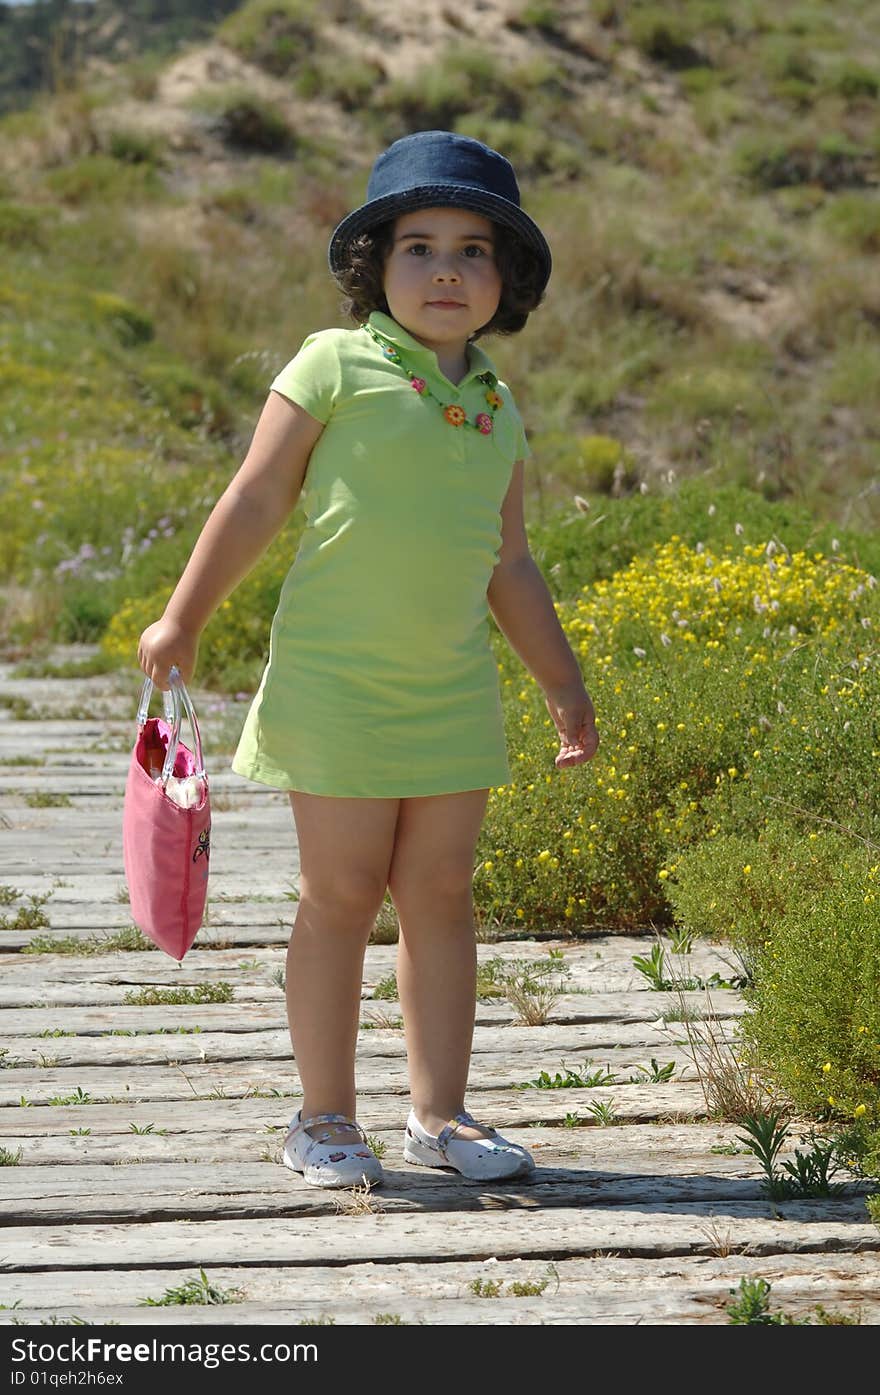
[328,130,551,292]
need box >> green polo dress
[231,310,530,797]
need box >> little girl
[138,130,599,1189]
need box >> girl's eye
[407,243,429,256]
[463,245,487,258]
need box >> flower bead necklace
[365,322,503,435]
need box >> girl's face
[382,206,503,351]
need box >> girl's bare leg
[386,788,490,1142]
[287,791,400,1143]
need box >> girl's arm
[137,391,324,689]
[487,461,599,767]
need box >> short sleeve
[496,378,532,462]
[513,409,531,462]
[269,330,342,424]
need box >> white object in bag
[154,774,205,809]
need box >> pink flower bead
[410,377,427,393]
[476,413,493,435]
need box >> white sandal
[283,1110,384,1189]
[403,1108,535,1181]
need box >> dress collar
[366,310,497,387]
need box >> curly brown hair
[333,218,545,338]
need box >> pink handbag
[122,667,211,960]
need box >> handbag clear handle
[136,666,206,785]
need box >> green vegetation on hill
[0,1,242,117]
[0,0,877,646]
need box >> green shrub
[52,584,119,643]
[140,1267,243,1306]
[90,291,154,347]
[688,642,880,851]
[136,360,234,432]
[830,63,879,101]
[507,3,562,35]
[664,820,865,958]
[568,435,639,495]
[824,337,880,409]
[210,94,295,154]
[379,51,524,135]
[626,9,707,69]
[678,66,720,98]
[44,153,162,205]
[217,0,325,75]
[295,55,385,111]
[646,352,774,428]
[770,77,816,111]
[476,532,880,931]
[105,128,165,166]
[743,873,879,1130]
[735,131,875,190]
[726,1276,804,1325]
[759,37,816,86]
[528,478,880,599]
[666,818,880,1148]
[0,201,54,249]
[820,193,880,254]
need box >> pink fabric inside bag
[122,679,211,961]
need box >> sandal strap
[437,1111,499,1156]
[301,1111,359,1132]
[286,1111,367,1157]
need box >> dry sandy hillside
[77,1,710,190]
[74,0,793,344]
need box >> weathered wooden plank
[0,720,132,740]
[0,1059,712,1109]
[3,1033,700,1076]
[0,995,722,1034]
[0,1298,717,1325]
[3,1250,874,1313]
[0,873,304,903]
[3,1203,877,1273]
[2,1122,761,1168]
[1,924,299,945]
[0,903,291,933]
[3,1287,877,1325]
[0,1090,716,1138]
[2,933,683,965]
[0,943,738,992]
[0,987,688,1021]
[0,775,257,794]
[0,939,719,989]
[5,982,656,1013]
[3,1171,795,1225]
[0,990,743,1035]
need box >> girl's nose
[432,259,461,283]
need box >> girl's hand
[137,617,200,691]
[544,682,599,769]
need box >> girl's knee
[387,858,475,915]
[298,870,388,922]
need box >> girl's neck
[407,329,470,385]
[435,347,469,385]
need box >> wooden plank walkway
[1,652,878,1326]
